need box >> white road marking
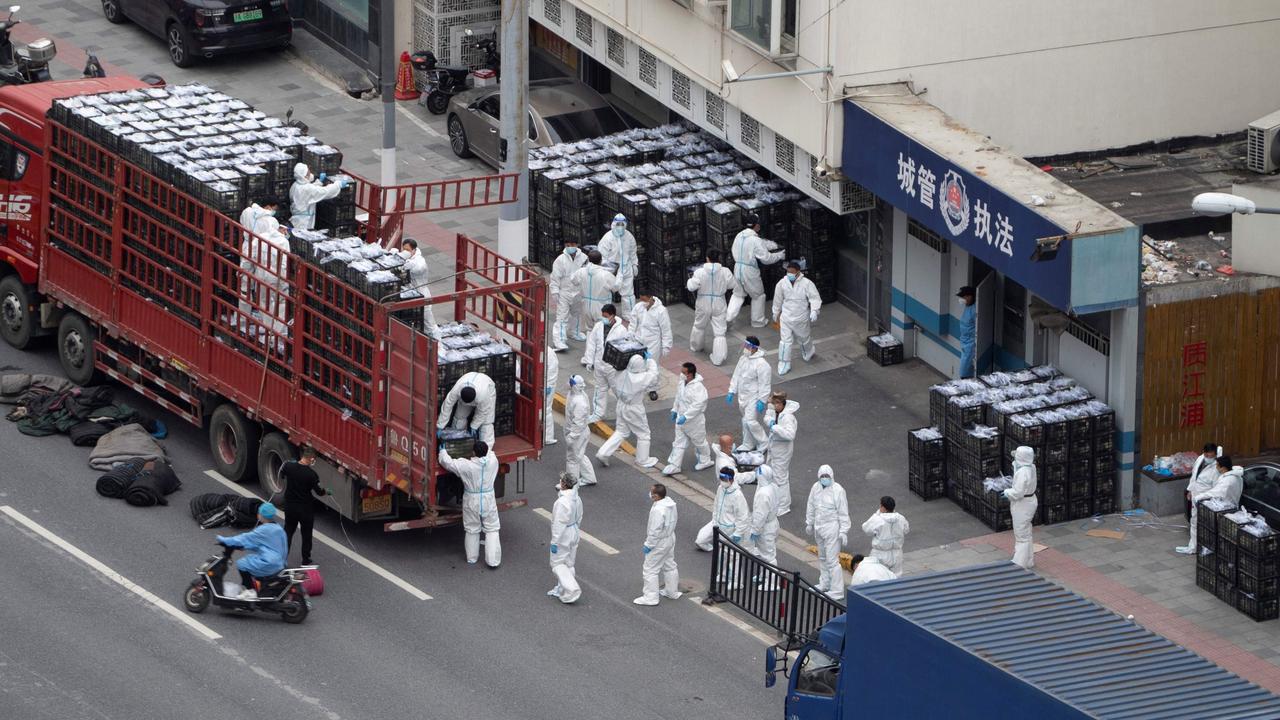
[531,507,620,555]
[202,470,432,601]
[689,595,777,646]
[0,505,222,641]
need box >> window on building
[730,0,798,57]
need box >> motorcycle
[182,544,311,624]
[411,28,501,115]
[0,5,55,86]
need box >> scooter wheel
[184,581,210,613]
[281,588,308,624]
[426,92,449,115]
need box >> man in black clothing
[282,446,327,565]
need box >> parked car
[446,78,629,168]
[101,0,292,68]
[1242,461,1280,529]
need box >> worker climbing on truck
[438,371,498,445]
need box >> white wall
[1232,183,1280,277]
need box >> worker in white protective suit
[712,434,746,483]
[631,290,672,400]
[570,250,619,344]
[763,391,798,516]
[806,465,850,600]
[550,239,588,350]
[1176,442,1221,554]
[543,344,559,446]
[437,371,497,446]
[439,441,501,567]
[726,336,772,451]
[849,554,898,586]
[288,163,347,231]
[634,483,682,606]
[1006,445,1039,569]
[398,238,438,336]
[563,375,597,487]
[862,495,910,575]
[547,472,583,603]
[582,303,630,423]
[597,214,639,321]
[253,210,292,342]
[596,353,660,468]
[661,362,714,476]
[1193,455,1244,509]
[749,464,783,589]
[696,466,752,551]
[237,198,280,327]
[687,248,736,366]
[771,261,822,376]
[725,214,784,327]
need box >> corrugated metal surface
[852,562,1280,720]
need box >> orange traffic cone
[394,50,421,101]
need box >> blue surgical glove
[319,172,327,182]
[642,546,652,555]
[731,534,742,543]
[550,544,558,554]
[545,386,553,397]
[677,415,687,425]
[750,533,760,543]
[726,392,735,405]
[642,349,650,359]
[756,399,766,413]
[437,443,445,455]
[670,411,678,422]
[436,428,444,438]
[768,420,776,429]
[341,177,351,189]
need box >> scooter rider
[216,502,287,600]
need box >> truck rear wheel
[57,313,99,385]
[209,404,260,483]
[257,432,297,499]
[0,275,34,350]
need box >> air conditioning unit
[1246,109,1280,174]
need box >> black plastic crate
[956,428,1002,459]
[1041,502,1068,525]
[1215,579,1236,604]
[1067,415,1094,440]
[561,179,596,208]
[1067,456,1092,481]
[1197,500,1231,535]
[908,427,946,461]
[1093,411,1116,436]
[1067,476,1092,499]
[1006,416,1046,447]
[1197,545,1217,571]
[1237,592,1279,621]
[1218,554,1237,581]
[1219,513,1248,542]
[1043,481,1066,505]
[1093,493,1115,515]
[950,449,1002,479]
[1043,462,1067,486]
[908,455,945,481]
[946,396,986,429]
[1197,564,1217,593]
[1238,571,1279,600]
[1093,473,1115,499]
[1068,437,1093,459]
[793,199,831,229]
[560,204,598,227]
[976,501,1013,532]
[646,203,683,230]
[1093,433,1115,455]
[1069,497,1093,520]
[1238,551,1280,580]
[866,336,903,366]
[602,339,646,372]
[1092,453,1116,474]
[1044,419,1069,445]
[1218,537,1239,576]
[1240,531,1280,557]
[1043,441,1068,464]
[908,471,946,501]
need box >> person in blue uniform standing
[956,285,976,378]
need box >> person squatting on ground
[696,466,751,552]
[439,441,502,567]
[849,553,897,587]
[634,483,682,606]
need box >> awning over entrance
[841,87,1137,314]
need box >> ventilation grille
[841,179,875,213]
[607,27,624,67]
[638,47,657,88]
[740,113,760,151]
[774,136,795,175]
[671,70,691,109]
[705,93,724,130]
[575,7,593,45]
[1066,317,1110,356]
[544,0,561,26]
[908,219,949,253]
[810,166,832,198]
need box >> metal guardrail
[707,528,845,648]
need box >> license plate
[362,494,392,516]
[234,8,264,22]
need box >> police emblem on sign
[939,170,970,236]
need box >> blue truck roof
[848,562,1280,719]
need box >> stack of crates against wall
[560,177,599,254]
[793,199,839,303]
[928,379,985,428]
[975,476,1014,532]
[1216,507,1280,621]
[946,425,1003,523]
[705,201,742,261]
[907,427,946,500]
[645,198,689,307]
[1088,400,1117,515]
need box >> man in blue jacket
[956,286,977,378]
[217,502,288,600]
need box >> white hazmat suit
[696,475,752,551]
[686,260,735,366]
[570,262,619,341]
[806,466,850,600]
[399,246,438,336]
[437,372,497,446]
[253,217,291,339]
[726,228,784,327]
[1194,465,1244,507]
[728,347,772,450]
[550,247,588,349]
[663,373,711,474]
[771,272,822,375]
[583,317,630,422]
[544,346,558,446]
[631,297,672,391]
[1005,446,1039,569]
[635,495,681,605]
[764,399,799,516]
[563,375,597,487]
[862,508,910,575]
[1179,449,1221,553]
[850,556,898,586]
[596,355,660,467]
[598,218,639,319]
[750,465,783,574]
[439,447,501,567]
[548,485,583,603]
[237,203,268,324]
[288,163,345,231]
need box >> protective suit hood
[1013,446,1035,465]
[755,464,775,485]
[878,511,905,525]
[568,374,587,395]
[779,399,800,416]
[293,163,310,182]
[655,496,676,511]
[626,354,646,373]
[818,464,834,480]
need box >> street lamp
[1191,192,1280,216]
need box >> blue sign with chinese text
[841,100,1072,310]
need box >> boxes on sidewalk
[866,332,903,366]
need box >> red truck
[0,77,546,530]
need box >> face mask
[647,492,656,502]
[820,477,832,488]
[721,482,733,492]
[742,348,752,357]
[566,247,578,256]
[787,273,798,283]
[266,209,277,216]
[612,226,625,238]
[601,317,611,325]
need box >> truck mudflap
[383,498,529,532]
[706,528,845,648]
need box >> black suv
[102,0,292,67]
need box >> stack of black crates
[916,367,1119,529]
[907,428,945,500]
[1195,501,1280,622]
[792,199,837,303]
[435,324,518,438]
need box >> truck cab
[766,615,844,720]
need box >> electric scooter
[0,5,55,86]
[411,27,501,115]
[182,544,311,624]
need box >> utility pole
[379,0,396,187]
[497,0,529,262]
